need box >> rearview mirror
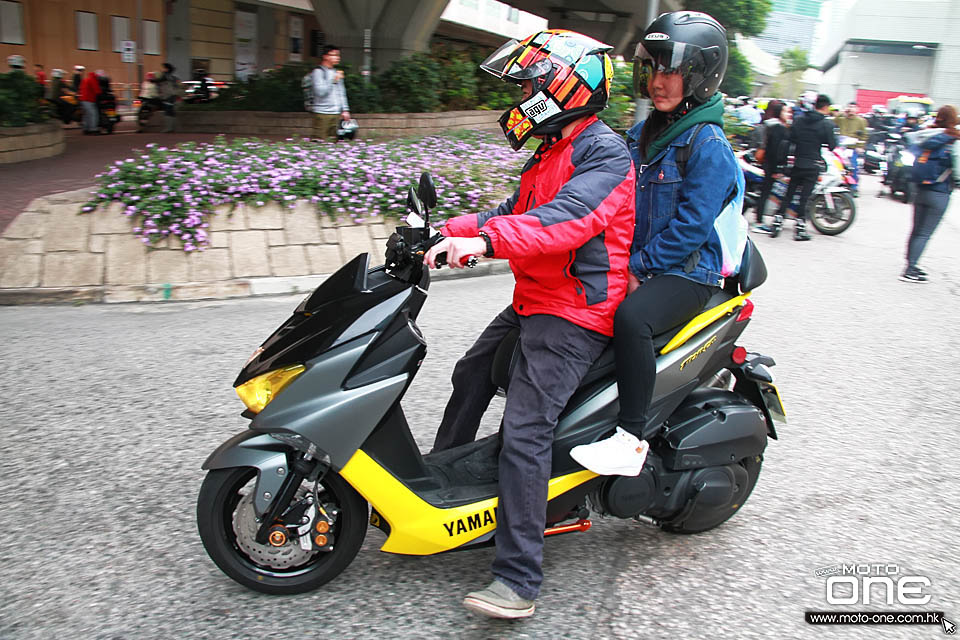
[406,187,425,217]
[418,172,437,210]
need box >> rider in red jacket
[424,30,634,620]
[438,113,633,336]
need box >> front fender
[202,431,289,517]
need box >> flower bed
[82,131,525,252]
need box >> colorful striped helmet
[480,29,614,150]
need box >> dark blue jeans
[432,306,608,600]
[906,188,950,268]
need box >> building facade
[1,0,165,84]
[754,0,825,57]
[814,0,959,110]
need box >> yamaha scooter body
[197,175,785,594]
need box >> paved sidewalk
[0,188,509,305]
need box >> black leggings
[614,274,715,437]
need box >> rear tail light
[732,346,747,364]
[736,299,754,322]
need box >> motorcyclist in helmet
[571,11,746,475]
[423,29,635,619]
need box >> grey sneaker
[463,580,535,619]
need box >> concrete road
[0,175,957,639]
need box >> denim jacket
[625,121,744,287]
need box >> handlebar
[434,252,479,269]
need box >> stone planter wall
[143,109,501,138]
[0,121,65,164]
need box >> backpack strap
[674,122,708,178]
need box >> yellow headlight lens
[235,365,306,414]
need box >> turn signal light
[235,364,306,414]
[736,299,754,322]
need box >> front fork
[254,452,326,544]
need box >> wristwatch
[478,231,494,258]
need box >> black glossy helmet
[633,11,728,104]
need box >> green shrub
[0,71,49,127]
[433,44,478,111]
[183,63,312,112]
[343,65,382,114]
[378,53,443,113]
[599,60,636,132]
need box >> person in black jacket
[770,93,837,241]
[752,99,792,231]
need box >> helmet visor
[632,42,707,99]
[480,39,554,82]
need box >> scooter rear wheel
[807,192,856,235]
[197,465,368,595]
[661,455,762,534]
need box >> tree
[770,48,810,100]
[779,48,810,74]
[720,47,753,97]
[682,0,774,38]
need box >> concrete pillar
[309,0,448,72]
[166,0,192,80]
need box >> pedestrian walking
[156,62,183,132]
[900,105,960,283]
[752,99,792,229]
[71,65,85,92]
[302,45,350,142]
[78,70,101,134]
[770,93,837,241]
[835,102,868,196]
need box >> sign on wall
[121,40,136,63]
[235,10,258,80]
[289,15,304,63]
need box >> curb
[0,260,514,306]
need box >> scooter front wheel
[197,465,368,595]
[807,192,856,235]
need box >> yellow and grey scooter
[197,173,785,595]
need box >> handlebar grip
[434,252,478,268]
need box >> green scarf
[645,93,726,161]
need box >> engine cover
[600,468,658,518]
[659,389,768,471]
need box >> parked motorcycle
[196,172,785,595]
[96,94,120,134]
[740,146,857,236]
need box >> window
[0,0,24,45]
[143,19,160,55]
[507,7,520,23]
[76,11,98,50]
[111,16,130,52]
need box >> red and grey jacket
[443,116,635,336]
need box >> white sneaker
[570,427,650,476]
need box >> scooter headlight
[900,151,915,166]
[235,364,305,414]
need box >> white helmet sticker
[645,32,670,41]
[521,91,562,124]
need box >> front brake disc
[232,491,315,570]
